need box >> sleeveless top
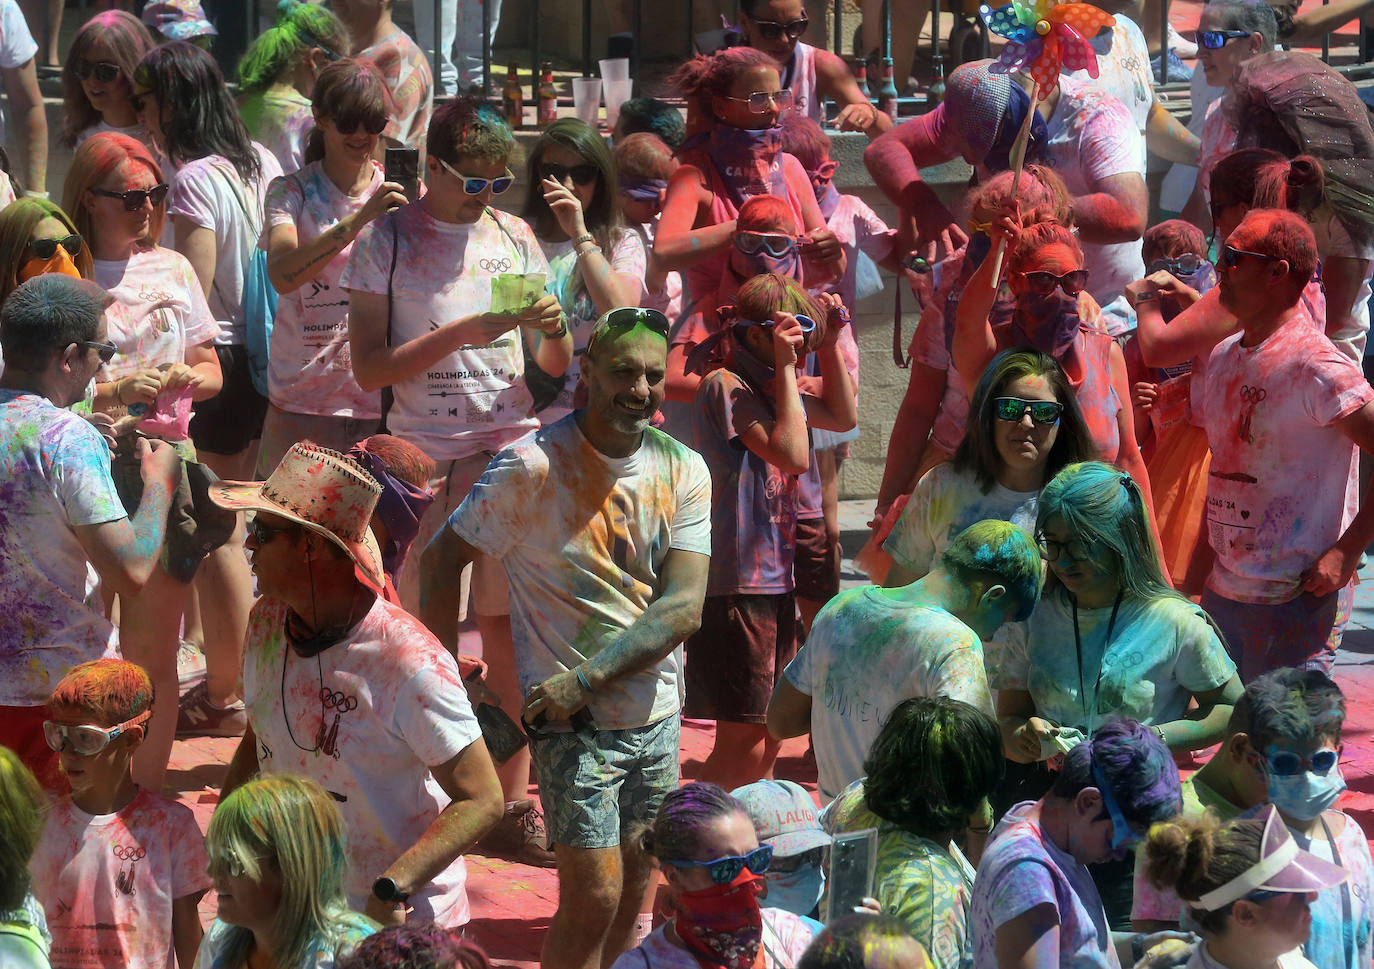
[782,42,822,123]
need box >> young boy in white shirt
[30,659,209,969]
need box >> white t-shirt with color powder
[1044,76,1147,308]
[537,228,647,423]
[782,586,993,800]
[242,595,482,926]
[339,203,550,461]
[357,28,433,160]
[166,145,284,346]
[606,908,815,969]
[972,802,1121,969]
[262,161,384,418]
[0,391,125,705]
[29,788,210,969]
[0,0,35,142]
[449,415,712,731]
[1200,321,1374,604]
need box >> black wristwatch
[372,876,409,904]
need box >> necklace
[281,635,327,755]
[1071,589,1123,733]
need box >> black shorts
[684,593,799,724]
[189,344,269,456]
[793,516,840,601]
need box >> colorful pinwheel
[979,0,1116,98]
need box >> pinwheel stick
[988,86,1041,283]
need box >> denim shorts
[528,714,679,850]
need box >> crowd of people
[0,0,1372,967]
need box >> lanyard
[1317,815,1356,969]
[1071,590,1123,733]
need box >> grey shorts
[529,715,680,850]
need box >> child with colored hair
[685,271,856,789]
[611,132,683,323]
[29,658,210,969]
[0,745,49,969]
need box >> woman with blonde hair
[0,746,49,969]
[59,11,155,149]
[201,774,375,969]
[63,131,225,791]
[0,197,91,307]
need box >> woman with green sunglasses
[614,782,817,969]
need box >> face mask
[18,247,81,284]
[814,180,840,220]
[673,870,765,969]
[1267,766,1346,822]
[1012,290,1082,359]
[764,864,824,917]
[708,125,786,206]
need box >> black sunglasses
[994,396,1063,425]
[1147,254,1202,275]
[540,163,599,187]
[1022,268,1089,296]
[80,339,118,363]
[75,59,121,83]
[749,16,809,39]
[1221,244,1283,269]
[249,516,300,546]
[30,234,83,259]
[1200,29,1252,49]
[599,307,671,338]
[331,115,388,136]
[92,184,169,211]
[667,845,773,885]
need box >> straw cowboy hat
[207,441,385,592]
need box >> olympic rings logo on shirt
[478,257,513,273]
[321,688,358,712]
[113,845,146,862]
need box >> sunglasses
[598,306,671,338]
[91,184,169,211]
[43,710,151,756]
[540,163,599,187]
[30,234,83,260]
[130,87,153,114]
[740,313,817,335]
[722,90,795,114]
[331,115,388,136]
[437,157,514,196]
[1221,244,1283,269]
[1147,254,1202,275]
[1038,535,1096,564]
[993,396,1062,425]
[668,845,773,885]
[1021,268,1090,296]
[75,59,121,83]
[1266,749,1339,777]
[249,516,300,546]
[213,852,275,879]
[1093,763,1142,852]
[749,16,809,39]
[735,231,797,258]
[1200,29,1252,49]
[80,339,119,363]
[768,847,825,874]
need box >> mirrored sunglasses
[722,90,795,114]
[91,184,169,211]
[30,234,83,260]
[1022,268,1089,296]
[540,163,599,187]
[668,844,773,884]
[599,306,671,338]
[993,396,1062,425]
[43,710,151,756]
[437,157,515,195]
[1200,29,1252,49]
[735,231,797,257]
[75,60,121,83]
[751,16,809,39]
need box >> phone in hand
[384,146,419,204]
[827,828,877,919]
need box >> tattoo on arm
[283,222,352,283]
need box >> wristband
[571,232,594,248]
[1133,290,1160,302]
[575,244,603,260]
[22,190,48,200]
[574,667,593,693]
[548,318,569,339]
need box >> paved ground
[169,498,1374,967]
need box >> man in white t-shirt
[0,275,179,789]
[343,98,571,860]
[766,519,1041,801]
[423,308,711,969]
[214,441,503,927]
[1129,209,1374,682]
[0,0,46,194]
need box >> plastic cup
[599,57,630,82]
[571,77,602,126]
[603,79,634,130]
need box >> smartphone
[827,828,877,918]
[384,146,419,204]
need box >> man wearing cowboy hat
[216,441,503,928]
[421,306,711,969]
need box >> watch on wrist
[372,876,409,904]
[1134,289,1160,302]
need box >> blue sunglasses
[667,845,773,884]
[1093,763,1143,852]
